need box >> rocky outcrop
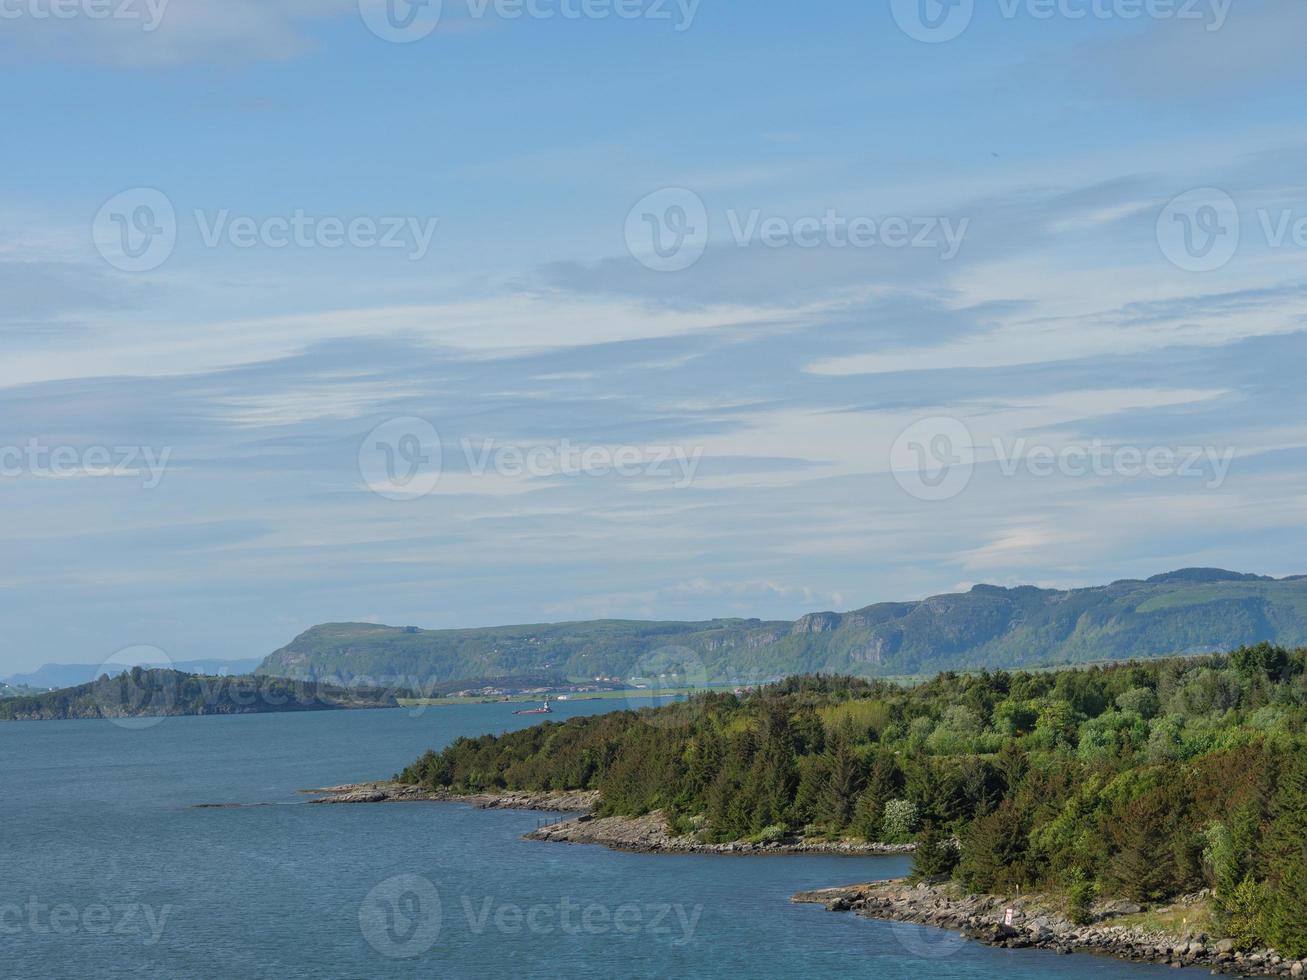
[300,782,600,812]
[794,879,1305,978]
[526,810,916,857]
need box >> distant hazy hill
[0,669,398,722]
[255,569,1307,687]
[3,658,264,691]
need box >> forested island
[399,644,1307,965]
[0,668,399,721]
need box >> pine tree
[957,800,1030,893]
[911,822,959,881]
[1263,756,1307,957]
[1110,793,1176,905]
[817,735,865,831]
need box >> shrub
[749,824,789,845]
[882,799,920,843]
[1066,870,1098,926]
[1223,875,1267,951]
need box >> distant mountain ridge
[255,569,1307,687]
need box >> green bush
[882,799,920,843]
[1066,871,1098,926]
[748,824,789,845]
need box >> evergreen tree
[957,800,1030,893]
[910,822,959,881]
[1110,792,1177,905]
[1263,757,1307,957]
[816,735,865,831]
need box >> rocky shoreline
[525,810,916,857]
[300,782,601,812]
[303,783,913,856]
[794,879,1306,977]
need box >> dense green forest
[258,570,1307,685]
[401,644,1307,956]
[0,668,399,720]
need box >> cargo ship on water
[513,699,552,716]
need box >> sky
[2,0,1307,675]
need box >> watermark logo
[93,188,440,273]
[358,0,443,42]
[360,0,699,40]
[459,893,703,942]
[1158,187,1307,273]
[358,423,706,499]
[0,898,175,945]
[1157,187,1240,272]
[621,646,713,727]
[357,875,704,957]
[626,187,710,273]
[91,645,176,730]
[891,0,974,43]
[461,437,703,487]
[92,188,177,273]
[625,189,970,272]
[0,0,171,31]
[890,919,968,959]
[0,440,171,489]
[890,417,976,502]
[890,417,1238,502]
[891,0,1229,43]
[358,417,443,501]
[359,875,443,959]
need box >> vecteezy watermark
[0,0,170,31]
[0,440,171,489]
[1157,187,1307,273]
[88,650,427,730]
[621,645,714,727]
[891,0,1229,43]
[358,418,705,500]
[890,919,968,959]
[1156,188,1240,273]
[359,874,703,958]
[625,187,969,272]
[890,417,1237,501]
[359,875,442,959]
[0,898,175,944]
[92,188,439,273]
[890,416,977,502]
[358,417,444,501]
[92,188,177,274]
[461,438,703,487]
[358,0,700,43]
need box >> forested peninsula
[399,644,1307,966]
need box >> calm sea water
[1,702,1174,979]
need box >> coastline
[304,779,1307,977]
[524,810,915,857]
[307,782,912,856]
[794,879,1305,978]
[300,781,601,812]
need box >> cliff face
[255,569,1307,687]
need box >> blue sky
[3,0,1307,674]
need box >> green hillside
[256,569,1307,688]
